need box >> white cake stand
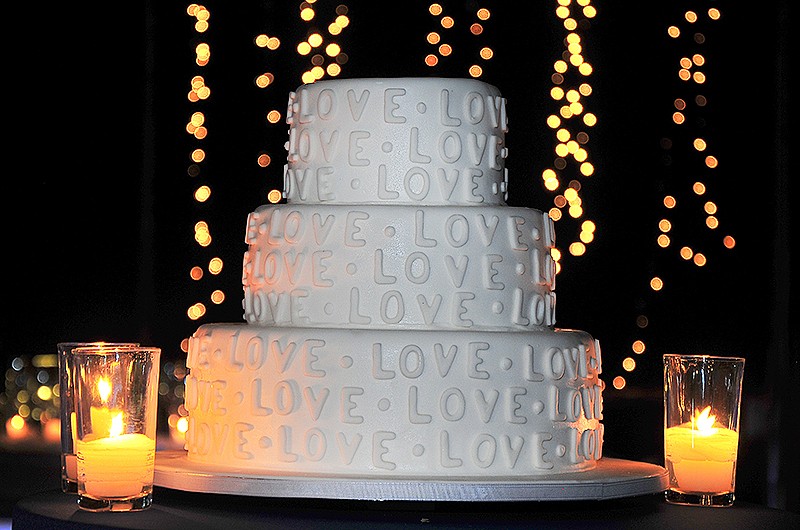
[154,451,668,502]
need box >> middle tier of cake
[243,204,557,331]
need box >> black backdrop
[3,0,796,513]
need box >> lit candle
[664,406,739,493]
[76,375,156,498]
[77,432,156,498]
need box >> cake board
[154,451,668,502]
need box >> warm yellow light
[657,234,670,247]
[705,155,718,168]
[706,216,719,229]
[668,25,680,38]
[680,57,692,69]
[663,195,676,208]
[693,253,707,266]
[194,185,211,202]
[268,189,283,203]
[297,41,312,55]
[579,83,592,96]
[37,386,53,401]
[468,65,483,78]
[267,37,280,50]
[685,10,698,23]
[311,66,325,80]
[479,47,493,60]
[211,290,225,304]
[191,149,205,163]
[300,7,315,21]
[327,63,342,76]
[267,110,282,123]
[176,416,189,434]
[545,177,560,191]
[622,357,636,372]
[579,231,594,244]
[556,128,570,142]
[723,235,736,249]
[301,71,316,84]
[658,219,672,232]
[678,69,691,81]
[693,138,707,151]
[555,6,570,19]
[673,112,685,124]
[187,303,207,320]
[328,22,342,35]
[563,187,578,202]
[551,248,562,262]
[97,378,112,403]
[704,201,717,214]
[209,257,223,275]
[680,246,694,260]
[477,8,490,20]
[551,87,565,100]
[439,43,452,56]
[427,32,440,44]
[632,340,646,354]
[693,182,706,195]
[308,33,323,47]
[708,8,721,20]
[429,3,443,16]
[335,15,349,28]
[569,242,586,256]
[578,62,592,75]
[441,16,454,29]
[580,162,594,176]
[568,204,583,218]
[548,207,563,221]
[547,115,562,128]
[650,277,664,291]
[325,43,341,56]
[583,113,597,126]
[9,414,26,431]
[554,60,568,73]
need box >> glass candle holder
[72,345,160,512]
[58,342,139,494]
[663,354,745,507]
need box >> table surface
[13,488,800,530]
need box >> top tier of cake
[284,77,508,206]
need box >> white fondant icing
[185,324,603,476]
[285,78,508,205]
[185,78,603,479]
[242,204,556,331]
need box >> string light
[619,7,735,389]
[185,4,225,338]
[543,0,597,273]
[298,3,350,85]
[424,4,493,78]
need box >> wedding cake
[183,77,604,478]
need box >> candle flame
[97,377,112,403]
[692,405,717,435]
[110,412,124,437]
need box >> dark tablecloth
[12,488,800,530]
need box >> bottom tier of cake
[184,324,604,478]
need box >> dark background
[2,0,796,515]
